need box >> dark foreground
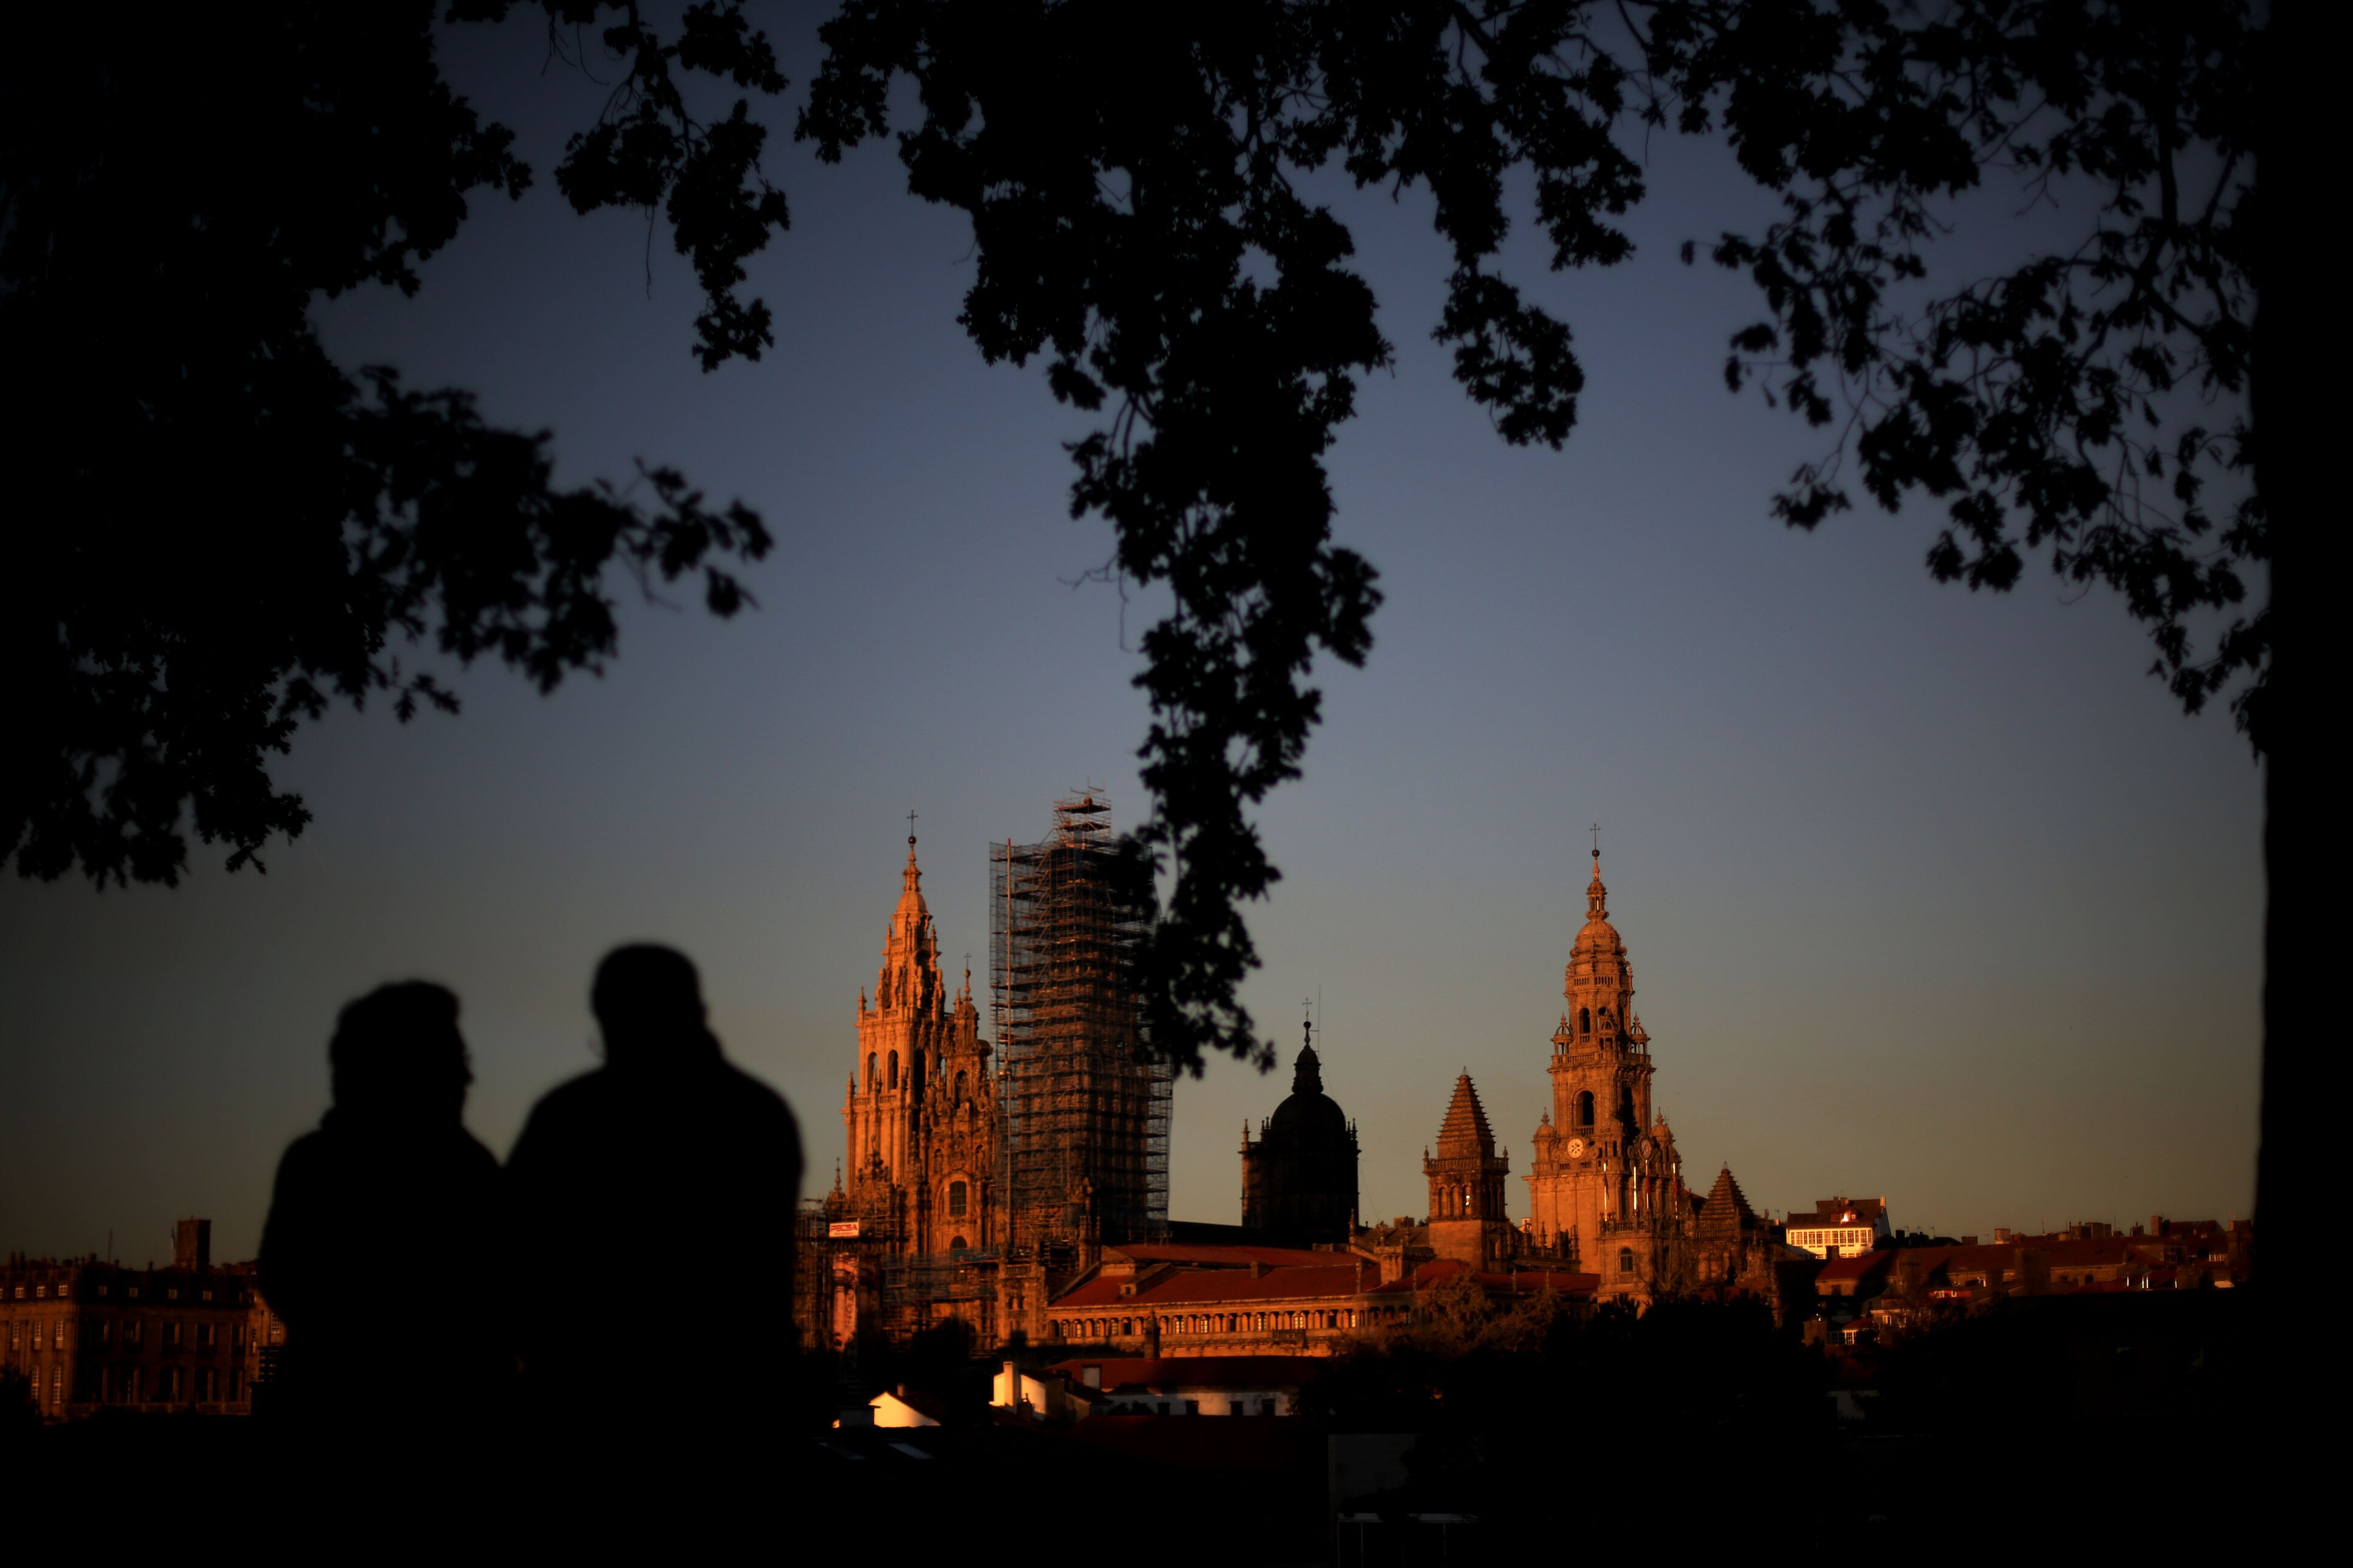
[2,1292,2293,1559]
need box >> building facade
[1524,853,1693,1303]
[2,1221,257,1419]
[1424,1075,1515,1268]
[1041,1240,1594,1358]
[1787,1197,1891,1259]
[819,832,1008,1347]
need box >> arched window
[888,1051,899,1089]
[909,1050,925,1097]
[948,1180,969,1218]
[949,1235,969,1254]
[1619,1247,1635,1275]
[953,1070,969,1105]
[1579,1007,1591,1036]
[1576,1090,1595,1126]
[866,1053,878,1092]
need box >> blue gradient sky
[0,16,2261,1262]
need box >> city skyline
[0,12,2260,1262]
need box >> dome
[1266,1042,1350,1142]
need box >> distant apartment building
[2,1220,258,1419]
[1787,1197,1891,1259]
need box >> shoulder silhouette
[506,945,803,1437]
[258,981,507,1426]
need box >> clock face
[1566,1137,1587,1159]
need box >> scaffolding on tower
[991,792,1168,1257]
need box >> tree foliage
[805,0,2261,1074]
[1,3,791,886]
[7,4,2270,1094]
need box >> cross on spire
[1590,821,1600,860]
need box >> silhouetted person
[258,982,509,1431]
[506,945,802,1450]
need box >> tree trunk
[2251,1,2318,1301]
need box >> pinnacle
[1435,1073,1496,1159]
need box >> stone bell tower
[1527,850,1682,1295]
[841,828,1002,1264]
[1424,1073,1513,1267]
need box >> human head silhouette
[591,944,713,1067]
[328,981,470,1122]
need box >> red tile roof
[1055,1264,1366,1309]
[1107,1242,1344,1268]
[1362,1258,1596,1296]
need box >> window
[1579,1008,1591,1036]
[949,1236,968,1254]
[953,1070,968,1105]
[888,1052,899,1089]
[865,1053,877,1092]
[948,1181,969,1218]
[1185,1400,1200,1416]
[1618,1247,1635,1275]
[1576,1091,1595,1126]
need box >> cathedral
[1520,849,1784,1307]
[822,832,1008,1344]
[805,823,1795,1355]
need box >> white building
[1787,1196,1891,1259]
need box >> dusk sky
[0,13,2261,1264]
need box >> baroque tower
[839,830,1005,1332]
[1526,851,1686,1301]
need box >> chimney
[173,1218,211,1272]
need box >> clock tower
[1527,851,1684,1297]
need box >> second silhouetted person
[506,944,802,1438]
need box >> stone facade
[1524,854,1690,1303]
[1424,1075,1515,1268]
[3,1225,259,1420]
[1042,1241,1593,1359]
[823,835,1007,1344]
